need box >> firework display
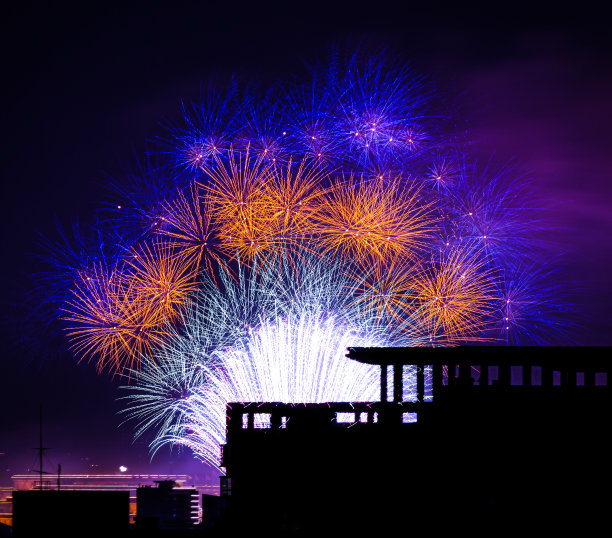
[42,50,566,467]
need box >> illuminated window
[241,413,249,429]
[336,412,355,423]
[402,412,417,423]
[253,413,271,429]
[359,412,368,423]
[402,365,417,402]
[424,365,434,401]
[511,366,523,385]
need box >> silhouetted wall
[220,346,611,532]
[12,490,129,537]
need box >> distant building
[135,480,199,531]
[0,486,12,527]
[12,489,130,537]
[219,346,611,532]
[8,473,216,526]
[201,493,226,530]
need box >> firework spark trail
[161,81,245,176]
[259,157,327,241]
[156,182,225,275]
[199,147,280,262]
[314,174,437,263]
[409,244,500,343]
[444,159,549,267]
[36,219,125,312]
[64,262,166,374]
[126,241,199,323]
[119,352,208,450]
[234,88,292,164]
[180,313,386,467]
[494,260,572,345]
[334,52,434,171]
[348,256,423,329]
[122,251,425,467]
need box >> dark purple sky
[2,1,611,487]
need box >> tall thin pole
[38,404,43,490]
[33,402,50,490]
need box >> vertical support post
[566,364,577,389]
[457,362,472,386]
[541,365,553,388]
[380,363,387,403]
[522,365,531,387]
[393,363,402,403]
[416,364,425,402]
[447,364,455,388]
[432,363,442,395]
[479,364,489,388]
[271,411,281,430]
[39,403,43,490]
[498,362,510,387]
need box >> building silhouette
[8,346,610,534]
[217,346,611,533]
[11,489,130,537]
[8,473,209,526]
[9,474,208,535]
[135,480,199,532]
[200,493,225,531]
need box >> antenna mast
[32,403,50,490]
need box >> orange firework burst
[313,174,437,263]
[127,241,199,323]
[410,245,498,342]
[63,263,165,374]
[156,182,226,278]
[260,157,327,242]
[200,147,279,262]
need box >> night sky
[2,1,611,488]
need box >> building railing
[346,346,610,403]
